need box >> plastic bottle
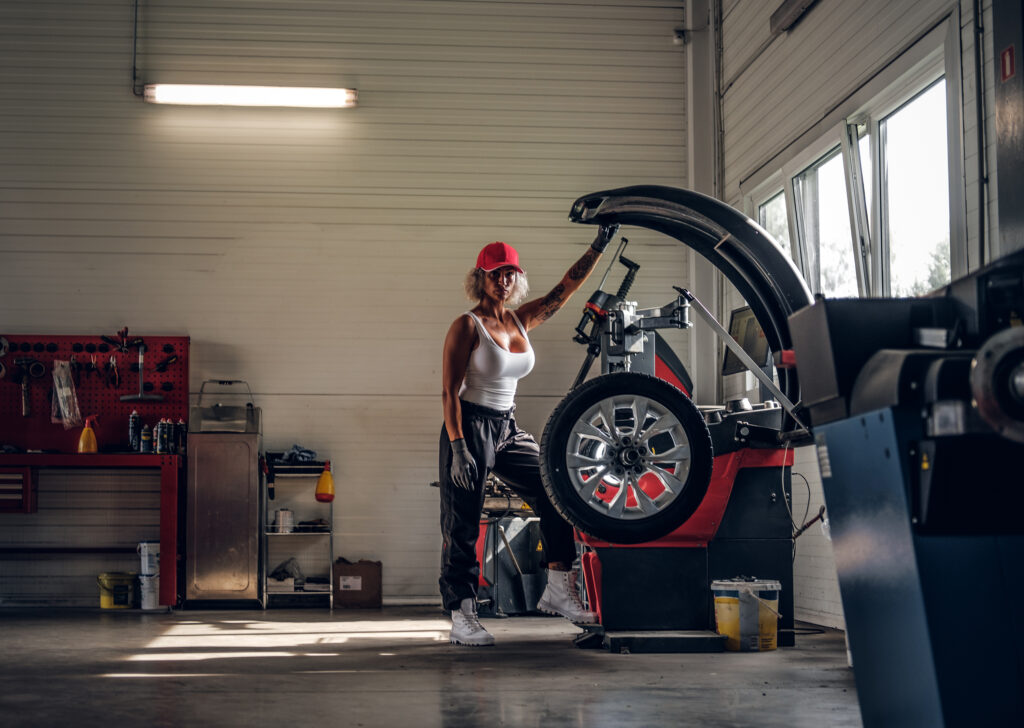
[315,461,335,503]
[78,415,99,454]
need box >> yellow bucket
[97,572,136,609]
[711,579,782,651]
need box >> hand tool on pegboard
[14,358,45,417]
[100,327,143,355]
[121,342,163,402]
[154,354,178,373]
[0,332,189,453]
[105,355,120,389]
[68,354,80,387]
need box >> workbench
[0,453,183,606]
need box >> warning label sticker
[815,435,833,478]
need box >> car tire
[540,372,713,544]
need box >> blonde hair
[464,268,530,306]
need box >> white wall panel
[788,446,844,629]
[0,0,688,602]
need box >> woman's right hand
[449,439,478,490]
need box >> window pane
[881,80,950,296]
[859,130,872,234]
[758,191,791,250]
[793,148,859,297]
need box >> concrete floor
[0,607,861,727]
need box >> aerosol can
[315,461,335,503]
[128,410,141,451]
[78,415,99,454]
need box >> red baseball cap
[475,241,524,273]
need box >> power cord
[779,439,819,562]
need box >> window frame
[741,11,967,298]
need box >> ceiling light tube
[143,84,358,108]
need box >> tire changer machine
[536,186,817,653]
[546,184,1024,723]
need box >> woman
[439,224,619,646]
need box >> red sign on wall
[1001,45,1016,82]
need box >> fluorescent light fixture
[143,84,357,108]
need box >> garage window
[873,79,952,296]
[792,147,859,298]
[757,191,791,251]
[743,13,965,299]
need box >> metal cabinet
[185,432,262,605]
[262,466,333,608]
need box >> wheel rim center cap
[619,448,642,466]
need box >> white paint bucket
[274,509,295,533]
[137,540,159,576]
[139,574,160,610]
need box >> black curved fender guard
[569,185,813,423]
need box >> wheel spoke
[576,466,608,502]
[630,397,650,440]
[576,420,615,446]
[567,451,612,469]
[599,399,618,437]
[632,480,661,515]
[607,476,629,518]
[637,412,679,444]
[650,443,690,462]
[649,463,686,495]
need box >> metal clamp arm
[627,294,693,333]
[679,287,808,430]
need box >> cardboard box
[332,558,382,608]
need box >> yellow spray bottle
[78,415,99,454]
[315,460,335,503]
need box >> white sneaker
[450,597,495,646]
[537,569,597,624]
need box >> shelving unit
[262,462,333,608]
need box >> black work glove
[449,439,478,491]
[590,223,620,253]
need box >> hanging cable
[131,0,143,96]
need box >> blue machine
[789,251,1024,726]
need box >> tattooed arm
[515,224,619,331]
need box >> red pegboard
[0,333,189,453]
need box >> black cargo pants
[438,399,577,611]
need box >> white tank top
[459,311,535,410]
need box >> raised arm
[516,224,619,331]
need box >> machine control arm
[569,238,634,390]
[679,287,808,431]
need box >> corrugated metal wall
[718,0,998,628]
[722,0,956,203]
[0,0,688,602]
